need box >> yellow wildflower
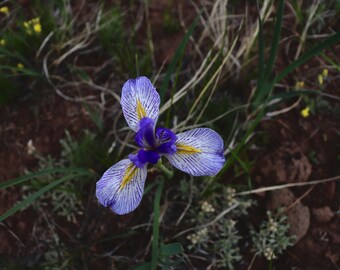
[17,63,24,69]
[300,107,310,118]
[34,23,42,33]
[295,81,305,89]
[0,6,9,16]
[0,39,5,46]
[318,74,323,85]
[322,68,328,78]
[23,17,42,35]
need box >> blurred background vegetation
[0,0,339,269]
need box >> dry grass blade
[237,175,340,196]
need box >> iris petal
[96,159,147,215]
[164,128,225,176]
[135,117,156,148]
[121,76,160,132]
[155,127,177,154]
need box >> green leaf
[265,0,285,77]
[0,168,89,189]
[0,65,42,77]
[253,0,285,108]
[256,9,265,104]
[160,243,183,257]
[0,170,91,222]
[275,32,340,83]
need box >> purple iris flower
[96,76,225,215]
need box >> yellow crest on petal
[176,143,202,154]
[136,99,146,120]
[119,163,138,191]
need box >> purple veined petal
[96,159,147,215]
[121,76,160,132]
[164,128,225,176]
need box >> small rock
[267,188,310,243]
[312,207,334,223]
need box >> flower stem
[155,160,173,180]
[151,179,164,270]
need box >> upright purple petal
[135,117,157,148]
[121,77,160,132]
[96,159,147,215]
[155,127,177,154]
[164,128,225,176]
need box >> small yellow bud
[295,81,305,89]
[32,17,40,24]
[322,69,328,78]
[318,74,323,85]
[34,23,42,33]
[0,39,5,46]
[0,6,9,16]
[300,107,310,118]
[17,63,24,69]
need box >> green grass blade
[218,109,265,178]
[159,15,200,104]
[0,65,42,77]
[151,179,164,270]
[265,0,284,77]
[228,148,251,174]
[0,168,89,189]
[274,32,340,83]
[253,3,265,108]
[0,170,91,222]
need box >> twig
[237,175,340,196]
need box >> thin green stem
[151,179,164,270]
[155,161,173,180]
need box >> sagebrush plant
[180,181,254,269]
[250,209,295,260]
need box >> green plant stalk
[0,170,91,222]
[156,161,174,180]
[151,179,164,270]
[253,0,285,109]
[274,32,340,84]
[265,0,284,77]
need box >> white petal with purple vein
[121,76,160,132]
[165,128,225,176]
[96,159,147,215]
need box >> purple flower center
[128,117,177,168]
